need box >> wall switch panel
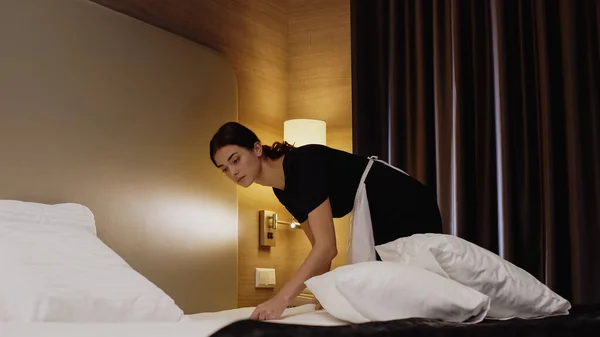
[255,268,276,288]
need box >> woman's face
[213,143,262,187]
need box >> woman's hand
[249,294,290,321]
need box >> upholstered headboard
[0,0,238,314]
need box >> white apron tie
[347,156,410,264]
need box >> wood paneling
[288,0,351,129]
[287,0,353,271]
[88,0,352,308]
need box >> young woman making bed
[209,122,443,321]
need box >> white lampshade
[283,119,326,147]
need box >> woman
[209,122,443,320]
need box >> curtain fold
[351,0,600,305]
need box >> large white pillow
[0,200,184,322]
[375,234,571,320]
[0,200,97,235]
[305,261,491,324]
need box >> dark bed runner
[210,304,600,337]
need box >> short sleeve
[284,205,308,224]
[273,189,308,223]
[284,146,329,222]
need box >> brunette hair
[209,122,295,166]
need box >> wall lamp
[258,210,301,247]
[283,119,326,147]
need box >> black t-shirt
[273,144,369,223]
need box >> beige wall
[10,0,353,308]
[87,0,288,307]
[288,0,352,130]
[89,0,292,308]
[0,0,239,314]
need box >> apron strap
[359,157,377,186]
[367,155,409,176]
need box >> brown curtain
[351,0,600,305]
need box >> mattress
[1,304,599,337]
[0,304,346,337]
[211,303,600,337]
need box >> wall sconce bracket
[258,210,301,247]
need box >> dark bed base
[210,304,600,337]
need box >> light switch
[255,268,276,288]
[267,271,275,285]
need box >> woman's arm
[301,215,333,275]
[276,198,338,302]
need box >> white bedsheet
[0,305,348,337]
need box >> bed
[0,200,337,336]
[1,200,599,337]
[0,304,343,337]
[1,304,599,337]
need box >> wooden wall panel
[235,156,297,305]
[286,0,353,272]
[288,0,351,129]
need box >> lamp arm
[270,214,301,229]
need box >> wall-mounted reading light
[258,210,301,247]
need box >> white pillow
[0,200,97,235]
[305,261,491,324]
[375,234,571,320]
[0,200,184,322]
